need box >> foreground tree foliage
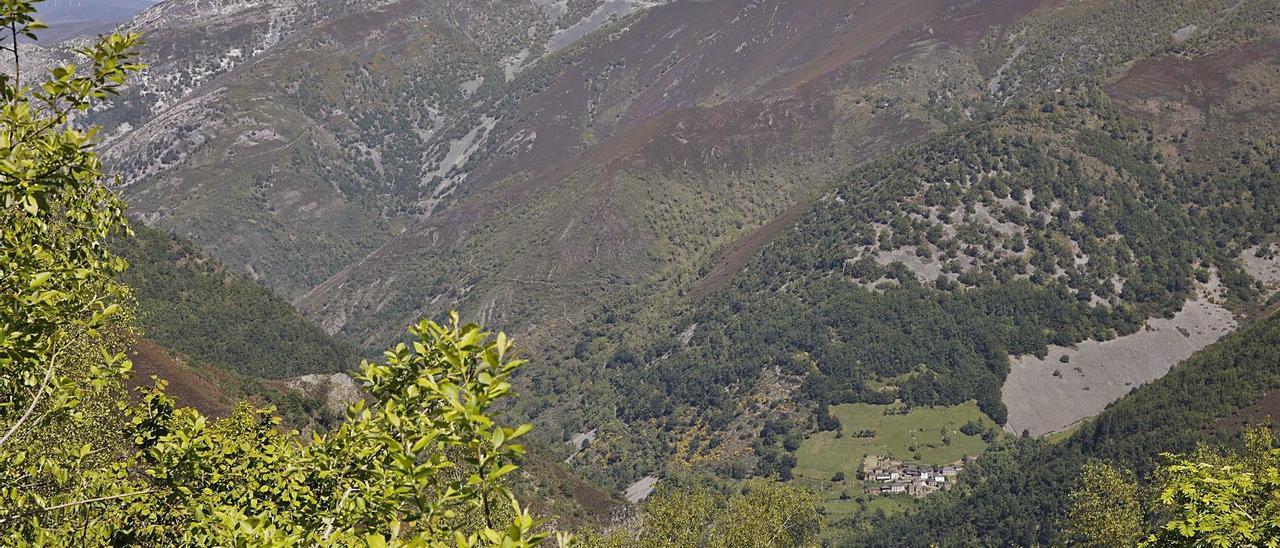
[578,479,823,548]
[1060,462,1145,547]
[108,316,546,546]
[1063,425,1280,547]
[1143,426,1280,547]
[0,3,546,545]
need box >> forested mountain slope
[92,0,600,298]
[4,0,675,299]
[23,0,1279,516]
[25,0,1039,348]
[107,222,365,430]
[854,308,1280,546]
[35,0,1046,488]
[523,0,1280,491]
[114,222,361,378]
[292,0,1042,347]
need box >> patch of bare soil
[623,475,658,504]
[875,247,944,282]
[1215,389,1280,435]
[127,338,233,418]
[1002,290,1237,436]
[1241,244,1280,295]
[691,198,812,297]
[1107,42,1280,114]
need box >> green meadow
[793,401,996,485]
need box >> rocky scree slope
[34,0,672,298]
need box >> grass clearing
[794,401,995,517]
[1045,421,1085,444]
[793,401,995,485]
[818,493,916,517]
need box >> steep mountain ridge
[61,0,670,297]
[114,222,362,379]
[501,0,1279,491]
[295,0,1044,346]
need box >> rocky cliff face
[51,0,658,298]
[283,372,363,417]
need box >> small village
[868,459,966,497]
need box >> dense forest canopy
[113,223,361,378]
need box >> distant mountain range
[32,0,158,42]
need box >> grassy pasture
[793,401,995,519]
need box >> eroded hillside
[293,0,1045,347]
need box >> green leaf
[29,271,52,288]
